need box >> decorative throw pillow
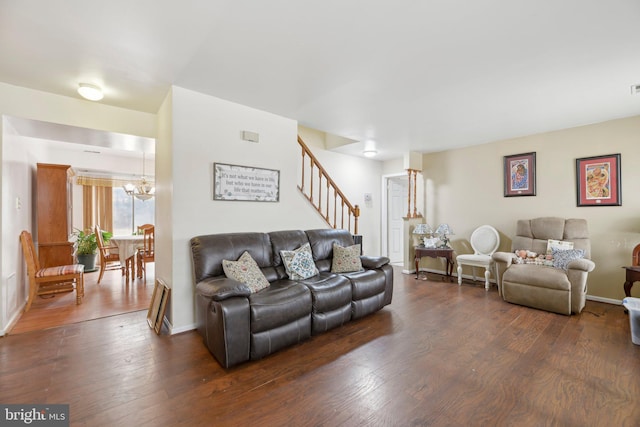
[331,243,363,273]
[280,243,319,280]
[552,247,585,270]
[222,251,270,293]
[546,239,574,255]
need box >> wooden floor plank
[1,266,639,426]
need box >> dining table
[110,235,144,282]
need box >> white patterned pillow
[552,247,585,270]
[546,239,574,255]
[280,243,318,280]
[222,251,270,293]
[331,243,363,273]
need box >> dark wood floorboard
[1,267,639,426]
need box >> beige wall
[420,115,640,302]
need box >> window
[112,187,155,235]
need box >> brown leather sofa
[191,229,393,368]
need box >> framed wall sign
[213,163,280,202]
[576,153,621,206]
[504,152,536,197]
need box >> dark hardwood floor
[1,267,638,426]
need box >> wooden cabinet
[37,163,74,267]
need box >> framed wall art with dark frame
[575,153,621,207]
[503,152,536,197]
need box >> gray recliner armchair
[492,217,595,315]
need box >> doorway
[382,174,408,265]
[3,115,156,334]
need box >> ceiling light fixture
[123,152,155,201]
[77,83,104,101]
[363,149,378,158]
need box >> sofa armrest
[196,277,251,301]
[567,258,595,273]
[361,256,390,269]
[491,252,514,297]
[492,251,514,265]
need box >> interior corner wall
[421,114,640,302]
[168,87,328,332]
[155,88,174,327]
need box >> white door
[387,177,407,263]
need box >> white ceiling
[1,0,639,160]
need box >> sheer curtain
[78,177,120,233]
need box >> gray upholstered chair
[492,217,595,315]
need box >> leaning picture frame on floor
[147,278,170,334]
[503,152,536,197]
[575,153,621,206]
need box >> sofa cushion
[297,272,352,312]
[552,248,585,270]
[305,228,355,270]
[249,281,311,333]
[503,264,570,291]
[222,251,270,293]
[280,243,319,280]
[191,232,273,282]
[331,243,363,273]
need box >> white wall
[168,87,329,331]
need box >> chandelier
[123,152,155,201]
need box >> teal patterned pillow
[280,243,318,280]
[331,243,363,273]
[222,251,270,293]
[552,247,585,270]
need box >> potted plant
[72,228,113,272]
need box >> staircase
[297,136,360,234]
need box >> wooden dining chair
[95,225,124,284]
[137,226,155,282]
[137,224,154,234]
[19,230,84,312]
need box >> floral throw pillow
[331,243,363,273]
[280,243,319,280]
[222,251,270,293]
[552,247,585,270]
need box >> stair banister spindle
[297,136,360,234]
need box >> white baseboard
[586,295,622,306]
[169,321,196,335]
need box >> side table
[623,266,640,297]
[415,247,455,281]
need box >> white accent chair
[457,225,500,290]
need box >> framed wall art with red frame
[575,153,621,207]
